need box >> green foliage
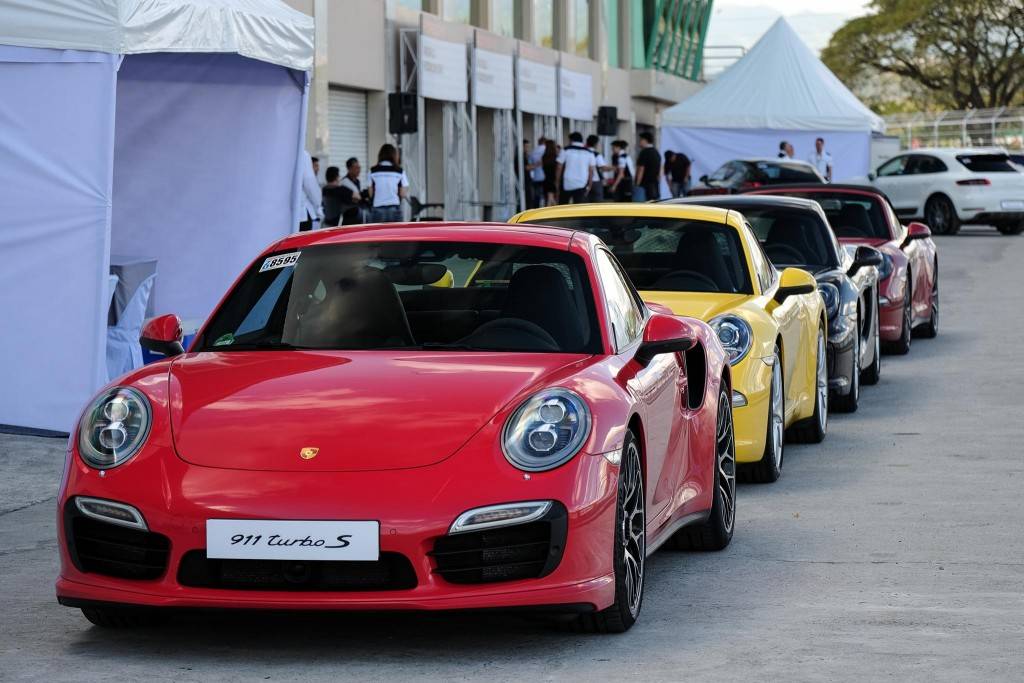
[823,0,1024,111]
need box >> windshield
[768,192,892,240]
[751,161,823,184]
[196,241,602,354]
[740,207,840,269]
[535,217,752,294]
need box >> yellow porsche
[510,203,827,482]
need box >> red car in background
[744,184,938,354]
[57,222,735,633]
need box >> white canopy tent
[0,0,313,432]
[661,18,884,183]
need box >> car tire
[667,384,736,551]
[739,347,784,483]
[918,263,939,338]
[861,304,882,385]
[884,278,913,355]
[81,607,164,629]
[996,222,1024,236]
[925,195,960,235]
[832,324,860,413]
[787,330,827,443]
[569,430,645,633]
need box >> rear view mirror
[848,246,883,275]
[774,268,816,303]
[635,314,695,367]
[905,222,931,241]
[699,175,709,184]
[140,314,184,357]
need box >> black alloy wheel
[740,347,784,483]
[925,195,960,235]
[788,330,828,444]
[832,321,860,413]
[996,222,1024,235]
[861,301,882,384]
[917,265,939,338]
[885,278,913,355]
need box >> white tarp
[517,59,558,116]
[558,67,593,121]
[419,34,468,102]
[662,18,883,133]
[0,0,314,71]
[473,48,514,110]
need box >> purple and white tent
[0,0,314,431]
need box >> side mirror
[905,221,931,241]
[774,267,816,303]
[848,245,883,275]
[635,313,695,367]
[699,174,709,184]
[868,171,877,181]
[140,314,184,357]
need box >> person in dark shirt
[321,165,344,227]
[633,131,661,201]
[338,157,365,225]
[669,150,691,197]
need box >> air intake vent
[177,551,417,591]
[66,512,170,581]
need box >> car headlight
[878,253,894,281]
[709,314,753,365]
[77,387,152,469]
[502,388,591,472]
[818,282,840,319]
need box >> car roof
[903,146,1009,157]
[268,221,581,253]
[513,202,738,227]
[665,195,823,211]
[740,182,894,203]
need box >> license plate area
[206,519,380,561]
[1001,200,1024,210]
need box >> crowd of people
[522,130,693,208]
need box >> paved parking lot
[2,228,1022,682]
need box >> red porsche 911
[57,223,735,633]
[744,184,939,354]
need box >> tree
[822,0,1024,111]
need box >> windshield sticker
[259,252,300,272]
[213,333,235,347]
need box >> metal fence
[883,108,1024,151]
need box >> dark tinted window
[751,161,823,183]
[198,241,601,354]
[770,192,892,240]
[956,153,1018,173]
[740,207,840,268]
[911,155,948,174]
[877,155,910,177]
[536,217,753,294]
[708,161,748,184]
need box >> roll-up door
[328,87,368,179]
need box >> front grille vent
[67,514,170,580]
[177,551,417,591]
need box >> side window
[596,250,644,351]
[916,155,947,174]
[877,155,909,177]
[744,224,775,292]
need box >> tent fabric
[0,46,119,431]
[662,18,883,133]
[0,0,314,71]
[661,127,871,186]
[110,52,306,319]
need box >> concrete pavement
[2,227,1023,681]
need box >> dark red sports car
[58,223,735,633]
[744,184,938,354]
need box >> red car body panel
[57,223,729,614]
[746,186,938,342]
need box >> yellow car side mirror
[774,267,816,304]
[430,268,455,288]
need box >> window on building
[603,0,619,67]
[534,0,554,48]
[443,0,470,23]
[493,1,516,37]
[573,0,590,56]
[398,0,425,11]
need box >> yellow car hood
[640,291,751,322]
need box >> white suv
[858,147,1024,235]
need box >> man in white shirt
[528,136,547,208]
[299,151,322,231]
[556,132,594,204]
[585,134,609,202]
[808,137,833,182]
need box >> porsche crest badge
[299,447,319,460]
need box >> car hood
[638,291,750,321]
[168,350,588,472]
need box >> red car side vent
[956,178,991,186]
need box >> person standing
[556,132,594,204]
[633,131,662,201]
[529,136,547,208]
[610,139,634,202]
[339,157,365,225]
[585,134,608,202]
[321,165,344,228]
[808,137,833,182]
[541,140,560,207]
[671,150,692,197]
[368,144,408,223]
[299,152,322,231]
[778,140,794,159]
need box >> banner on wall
[558,67,593,121]
[473,48,514,110]
[517,59,557,116]
[419,34,467,102]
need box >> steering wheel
[651,269,720,292]
[763,243,806,265]
[459,318,560,352]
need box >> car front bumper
[730,353,773,464]
[56,442,621,614]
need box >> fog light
[75,497,148,531]
[449,501,552,534]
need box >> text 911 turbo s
[58,223,734,633]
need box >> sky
[704,0,871,74]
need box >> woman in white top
[368,143,409,223]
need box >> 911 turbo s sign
[206,519,380,561]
